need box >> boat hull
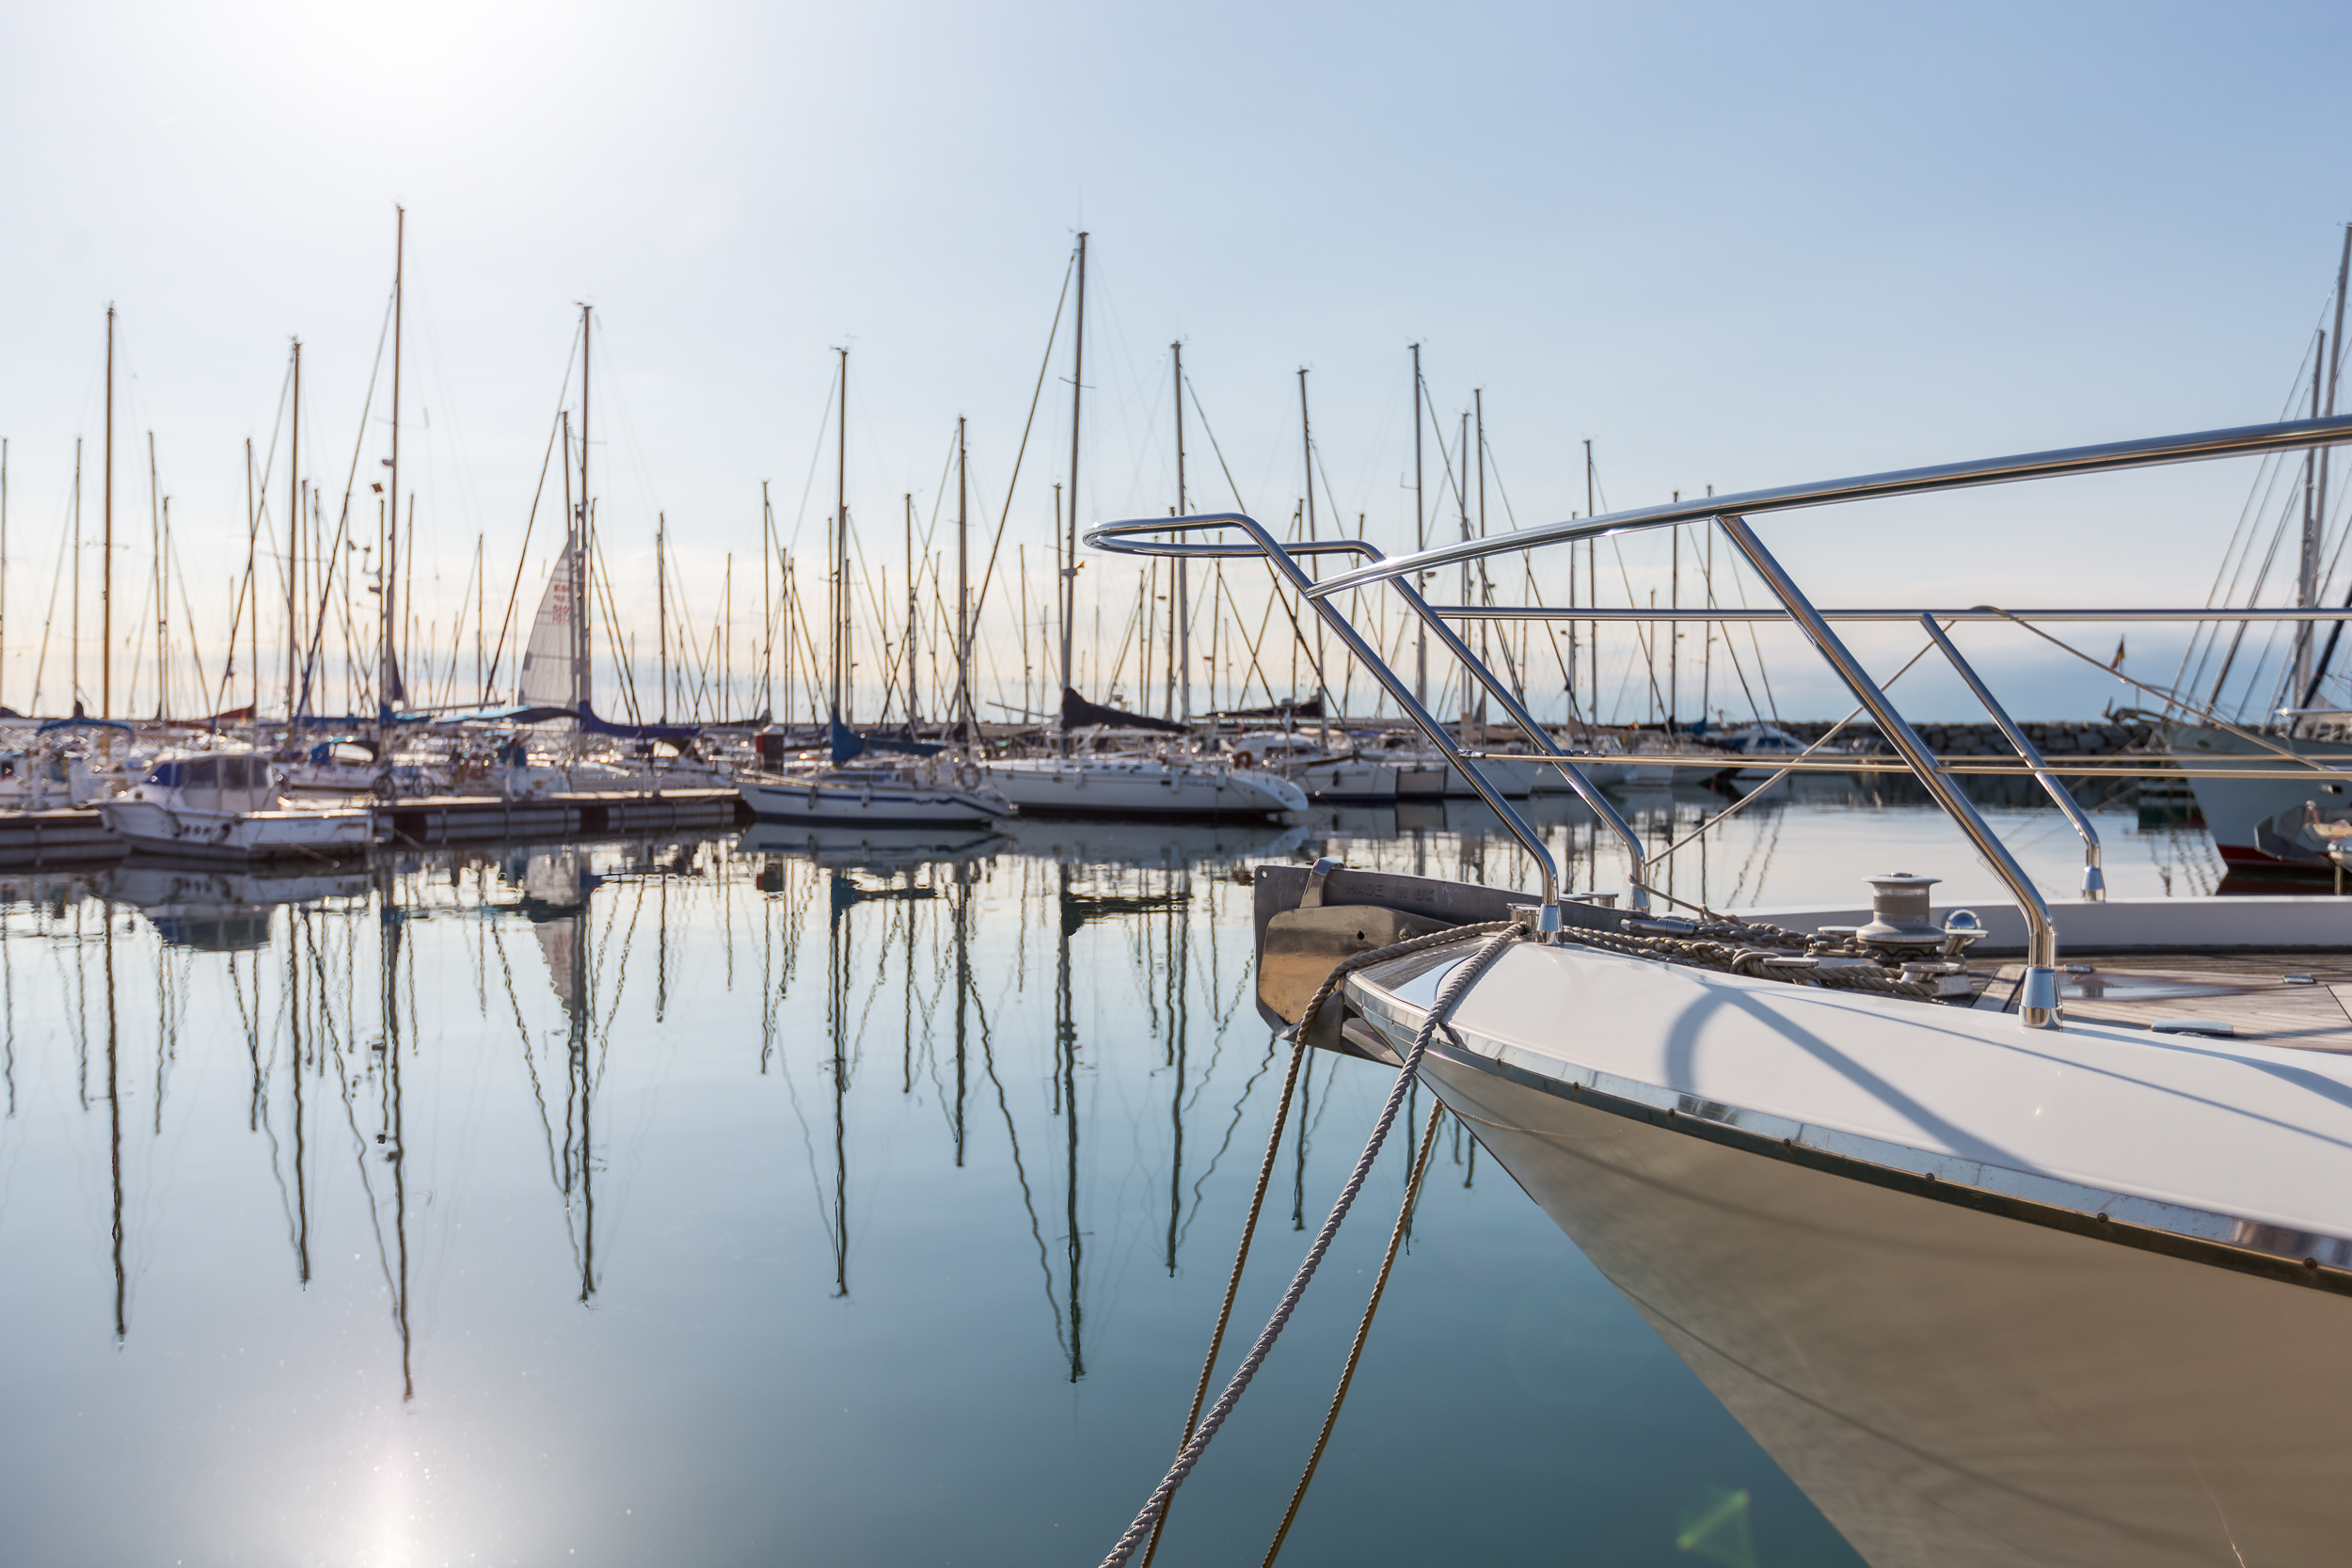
[1290,755,1579,800]
[977,759,1304,820]
[1316,900,2352,1568]
[738,777,1005,828]
[1293,861,2352,1568]
[97,799,377,861]
[1414,1051,2352,1567]
[2167,722,2352,868]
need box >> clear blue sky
[3,0,2347,722]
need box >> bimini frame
[1089,413,2352,1031]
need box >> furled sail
[516,541,580,707]
[1059,686,1188,735]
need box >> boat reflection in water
[101,862,372,950]
[0,816,1874,1566]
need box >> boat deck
[1978,950,2352,1050]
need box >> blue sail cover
[579,705,700,744]
[35,715,137,739]
[829,711,943,766]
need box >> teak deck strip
[1977,951,2352,1052]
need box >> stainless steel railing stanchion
[1917,614,2103,901]
[1715,515,2061,1028]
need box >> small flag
[2108,638,2126,673]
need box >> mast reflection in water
[0,810,1865,1567]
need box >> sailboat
[968,236,1307,825]
[2168,229,2352,869]
[976,687,1308,821]
[740,352,1011,829]
[739,734,1011,826]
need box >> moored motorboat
[1273,864,2352,1568]
[1093,408,2352,1567]
[99,749,378,860]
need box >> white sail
[516,541,580,707]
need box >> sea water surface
[0,786,2230,1566]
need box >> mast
[102,306,113,718]
[1564,421,1576,726]
[957,416,971,739]
[1475,388,1491,719]
[1459,408,1471,744]
[149,432,163,719]
[1171,341,1189,725]
[72,438,81,711]
[576,302,592,727]
[384,208,404,752]
[1062,232,1087,721]
[1300,367,1329,745]
[246,439,257,726]
[1410,342,1425,709]
[1054,481,1064,710]
[1584,437,1597,723]
[1670,496,1681,735]
[657,514,667,722]
[2299,225,2352,713]
[762,483,777,716]
[0,436,7,714]
[834,346,848,724]
[2296,335,2324,716]
[559,410,573,714]
[904,492,918,728]
[287,339,300,736]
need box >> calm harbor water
[0,787,2232,1566]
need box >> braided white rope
[1280,919,1522,1047]
[1096,924,1522,1568]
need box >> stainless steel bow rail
[1089,414,2352,1032]
[1081,521,1650,925]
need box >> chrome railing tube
[1917,615,2104,901]
[1714,515,2061,1028]
[1311,414,2352,602]
[1087,515,1571,932]
[1372,565,1651,911]
[1418,605,2352,623]
[1090,516,1655,913]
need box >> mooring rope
[1261,1093,1450,1565]
[1095,923,1522,1568]
[1136,1030,1311,1568]
[1281,919,1523,1051]
[1139,917,1517,1567]
[1555,925,1940,1000]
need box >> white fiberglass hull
[1293,753,1632,800]
[98,799,378,861]
[739,775,1007,828]
[1345,917,2352,1567]
[1291,754,1553,800]
[2167,722,2352,869]
[977,758,1304,820]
